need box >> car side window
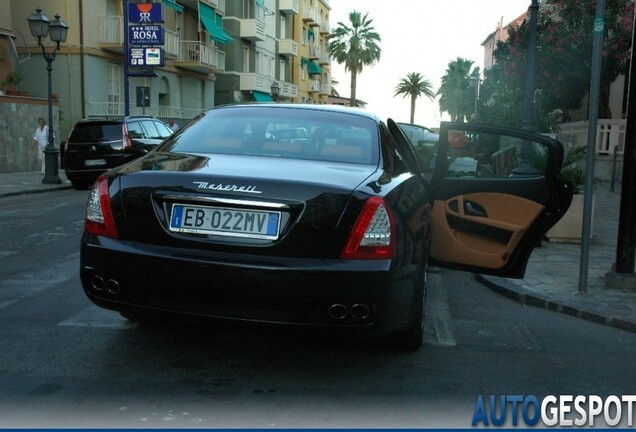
[153,121,174,138]
[140,120,162,140]
[441,127,548,179]
[126,121,147,139]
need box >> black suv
[64,116,174,189]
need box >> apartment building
[1,0,332,145]
[216,0,330,105]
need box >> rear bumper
[80,236,421,337]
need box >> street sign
[128,3,163,24]
[128,25,164,46]
[129,47,164,67]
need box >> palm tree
[437,58,476,122]
[328,11,381,107]
[394,72,435,123]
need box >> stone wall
[0,95,59,173]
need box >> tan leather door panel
[430,192,545,270]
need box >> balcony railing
[203,0,226,15]
[176,41,225,71]
[557,119,626,155]
[87,102,203,119]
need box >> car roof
[74,116,163,125]
[210,103,383,123]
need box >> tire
[120,311,145,322]
[70,180,91,190]
[391,258,429,351]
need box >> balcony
[164,29,179,58]
[174,41,225,73]
[308,45,320,60]
[308,79,321,93]
[87,102,203,119]
[318,51,330,65]
[278,39,299,57]
[320,21,330,35]
[240,73,297,99]
[279,0,299,15]
[99,16,123,53]
[240,19,266,42]
[557,119,626,155]
[302,7,318,24]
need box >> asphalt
[1,170,635,333]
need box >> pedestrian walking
[32,117,49,174]
[168,119,180,131]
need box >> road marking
[58,305,139,329]
[424,272,457,347]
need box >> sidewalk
[0,170,72,198]
[1,171,635,333]
[478,182,636,333]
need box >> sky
[327,0,532,126]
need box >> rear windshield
[69,122,121,143]
[161,106,380,165]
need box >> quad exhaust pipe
[90,275,121,295]
[327,303,370,320]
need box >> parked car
[396,122,439,169]
[79,104,572,350]
[64,116,174,189]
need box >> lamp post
[469,68,480,121]
[28,8,68,184]
[270,81,280,102]
[512,0,540,176]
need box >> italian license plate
[169,204,281,240]
[84,159,107,167]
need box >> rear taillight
[341,196,396,259]
[122,123,132,150]
[85,176,119,238]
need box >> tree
[478,0,634,130]
[394,72,435,123]
[437,58,478,122]
[328,10,382,107]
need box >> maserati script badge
[193,182,262,194]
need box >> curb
[475,274,636,334]
[0,184,73,199]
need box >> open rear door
[429,122,573,278]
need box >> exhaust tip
[350,303,370,320]
[91,275,105,291]
[106,279,121,295]
[328,304,348,320]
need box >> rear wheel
[70,179,91,190]
[391,258,428,351]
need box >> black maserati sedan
[80,103,572,350]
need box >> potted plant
[1,71,23,95]
[545,145,592,243]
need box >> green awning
[256,0,265,9]
[200,3,233,44]
[307,61,322,74]
[253,91,273,102]
[162,0,184,13]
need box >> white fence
[557,119,626,155]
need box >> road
[1,190,635,428]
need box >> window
[107,63,120,115]
[280,16,286,39]
[243,46,250,73]
[302,27,307,45]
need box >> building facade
[1,0,332,156]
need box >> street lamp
[469,68,480,121]
[270,81,280,102]
[512,0,540,176]
[28,8,68,184]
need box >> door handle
[464,201,487,217]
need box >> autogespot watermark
[472,394,636,427]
